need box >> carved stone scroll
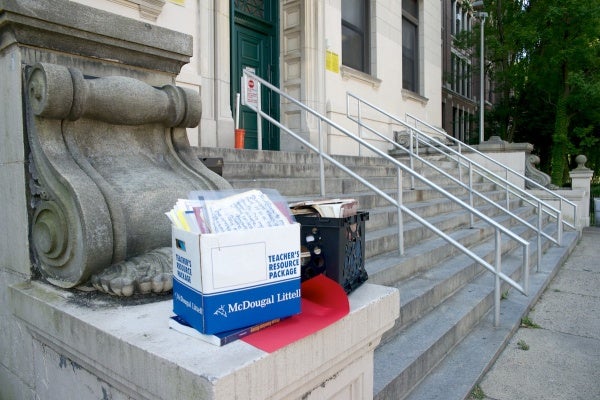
[25,62,231,290]
[525,154,558,189]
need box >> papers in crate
[289,198,358,218]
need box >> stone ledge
[0,0,192,74]
[528,188,587,229]
[10,281,399,400]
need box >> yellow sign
[168,0,185,6]
[326,50,339,73]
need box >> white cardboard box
[172,223,301,334]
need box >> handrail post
[357,99,363,157]
[494,229,501,327]
[415,129,420,157]
[458,142,463,183]
[557,209,563,247]
[409,128,415,190]
[397,166,404,255]
[469,161,474,228]
[523,242,529,295]
[537,200,543,272]
[318,118,325,196]
[505,169,510,210]
[257,81,262,150]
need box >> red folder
[242,274,350,353]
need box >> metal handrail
[345,93,576,273]
[349,112,549,270]
[405,112,578,232]
[242,69,529,326]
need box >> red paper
[241,275,350,353]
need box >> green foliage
[469,385,486,400]
[517,339,530,351]
[462,0,600,186]
[520,316,541,329]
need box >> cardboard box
[172,223,301,334]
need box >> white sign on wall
[242,67,259,109]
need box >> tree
[482,0,531,143]
[523,0,600,185]
[459,0,600,186]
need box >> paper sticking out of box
[168,190,301,335]
[166,189,294,234]
[289,198,358,218]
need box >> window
[449,51,472,99]
[452,0,472,37]
[402,0,419,92]
[453,0,461,35]
[234,0,265,19]
[342,0,370,73]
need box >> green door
[231,0,280,150]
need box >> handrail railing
[406,112,578,232]
[346,93,576,272]
[242,69,529,327]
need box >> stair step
[401,230,579,400]
[372,225,577,400]
[364,199,526,261]
[373,276,495,400]
[366,203,535,285]
[383,215,552,338]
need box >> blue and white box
[172,223,301,334]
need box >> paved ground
[471,226,600,400]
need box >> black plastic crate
[296,211,369,294]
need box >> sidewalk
[474,227,600,400]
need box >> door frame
[230,0,280,150]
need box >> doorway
[231,0,280,150]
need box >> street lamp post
[473,1,488,144]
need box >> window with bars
[341,0,370,73]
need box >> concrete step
[400,230,579,400]
[364,197,527,261]
[198,147,476,194]
[381,211,552,339]
[371,221,578,400]
[222,166,481,196]
[365,203,537,285]
[198,147,393,168]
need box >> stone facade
[70,0,442,156]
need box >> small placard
[242,68,260,108]
[326,50,340,73]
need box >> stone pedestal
[10,281,398,399]
[569,155,594,228]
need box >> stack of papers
[166,189,294,233]
[289,198,358,218]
